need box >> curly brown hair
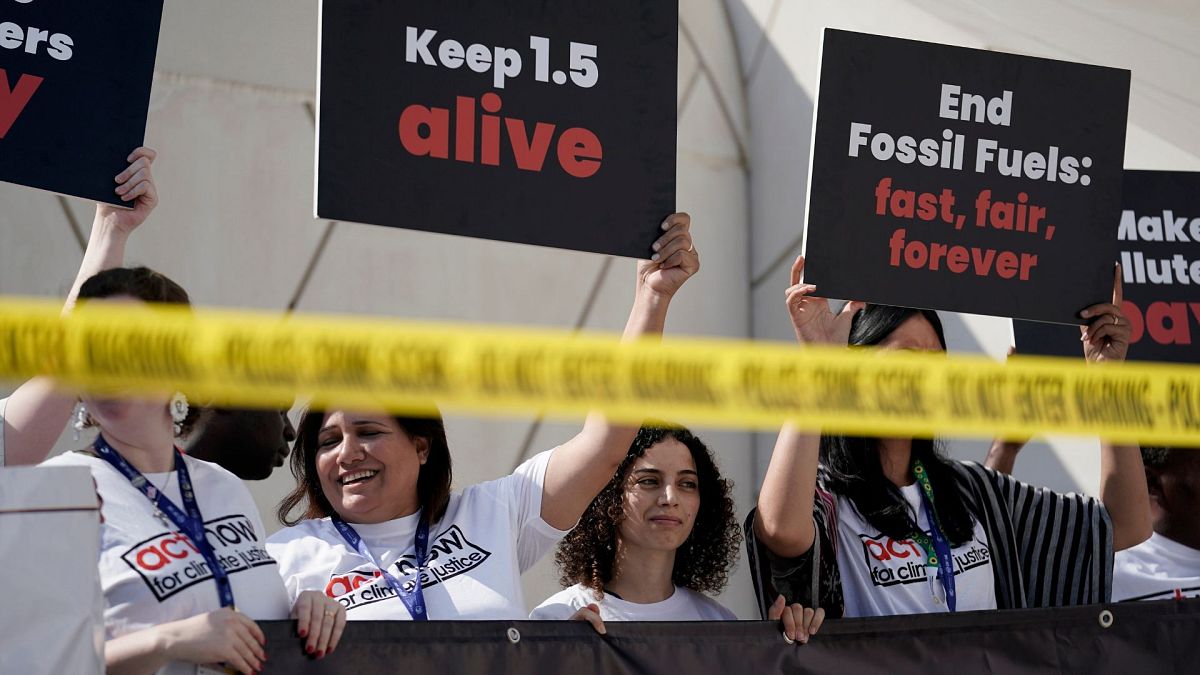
[554,424,741,599]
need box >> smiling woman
[266,213,702,622]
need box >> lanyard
[93,435,236,609]
[331,515,430,621]
[909,460,956,612]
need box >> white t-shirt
[40,450,291,675]
[0,396,8,465]
[1113,532,1200,602]
[835,484,997,617]
[530,583,736,621]
[267,449,567,620]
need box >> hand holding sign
[637,213,699,299]
[785,255,864,346]
[1081,264,1131,363]
[96,146,159,235]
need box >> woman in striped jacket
[746,256,1150,632]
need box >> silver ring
[1113,316,1119,326]
[781,630,795,645]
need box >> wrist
[634,286,672,312]
[153,621,179,660]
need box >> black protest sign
[0,0,164,205]
[802,29,1129,324]
[1015,170,1200,364]
[316,0,676,258]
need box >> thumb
[767,594,786,621]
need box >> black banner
[0,0,163,205]
[802,29,1129,324]
[316,0,677,258]
[1016,170,1200,363]
[257,599,1200,673]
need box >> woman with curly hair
[530,425,742,625]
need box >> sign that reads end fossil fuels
[802,29,1130,324]
[315,0,677,258]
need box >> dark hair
[277,409,453,526]
[554,424,741,598]
[1141,446,1171,469]
[820,304,976,546]
[76,266,203,436]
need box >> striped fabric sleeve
[957,461,1114,607]
[743,486,845,619]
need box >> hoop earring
[169,392,189,436]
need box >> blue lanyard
[912,460,956,613]
[92,435,235,609]
[331,515,430,621]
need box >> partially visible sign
[0,0,164,205]
[1015,170,1200,363]
[316,0,677,257]
[803,29,1129,324]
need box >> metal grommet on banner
[507,627,521,644]
[1098,609,1114,629]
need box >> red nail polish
[306,645,314,655]
[298,629,307,638]
[316,650,325,659]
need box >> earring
[169,392,189,436]
[72,401,88,441]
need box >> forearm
[1100,441,1152,551]
[984,439,1024,475]
[65,209,130,313]
[1,378,76,465]
[541,287,674,528]
[105,626,170,675]
[754,423,820,558]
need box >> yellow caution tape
[0,296,1198,446]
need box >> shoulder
[530,584,591,620]
[267,518,336,548]
[462,448,556,499]
[680,588,738,620]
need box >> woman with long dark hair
[266,215,701,621]
[747,256,1150,623]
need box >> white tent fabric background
[1,1,1196,619]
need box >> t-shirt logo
[325,524,492,611]
[858,532,991,588]
[120,514,276,601]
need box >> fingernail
[298,629,307,638]
[317,650,325,659]
[652,242,661,251]
[306,645,314,655]
[661,221,670,230]
[1080,310,1091,317]
[651,253,660,261]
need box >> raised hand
[95,146,159,235]
[1080,264,1130,364]
[637,212,700,300]
[785,255,863,346]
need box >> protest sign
[0,0,164,205]
[802,29,1129,324]
[316,0,677,258]
[1015,170,1200,363]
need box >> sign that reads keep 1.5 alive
[802,29,1130,324]
[1015,170,1200,364]
[0,0,163,205]
[316,0,677,258]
